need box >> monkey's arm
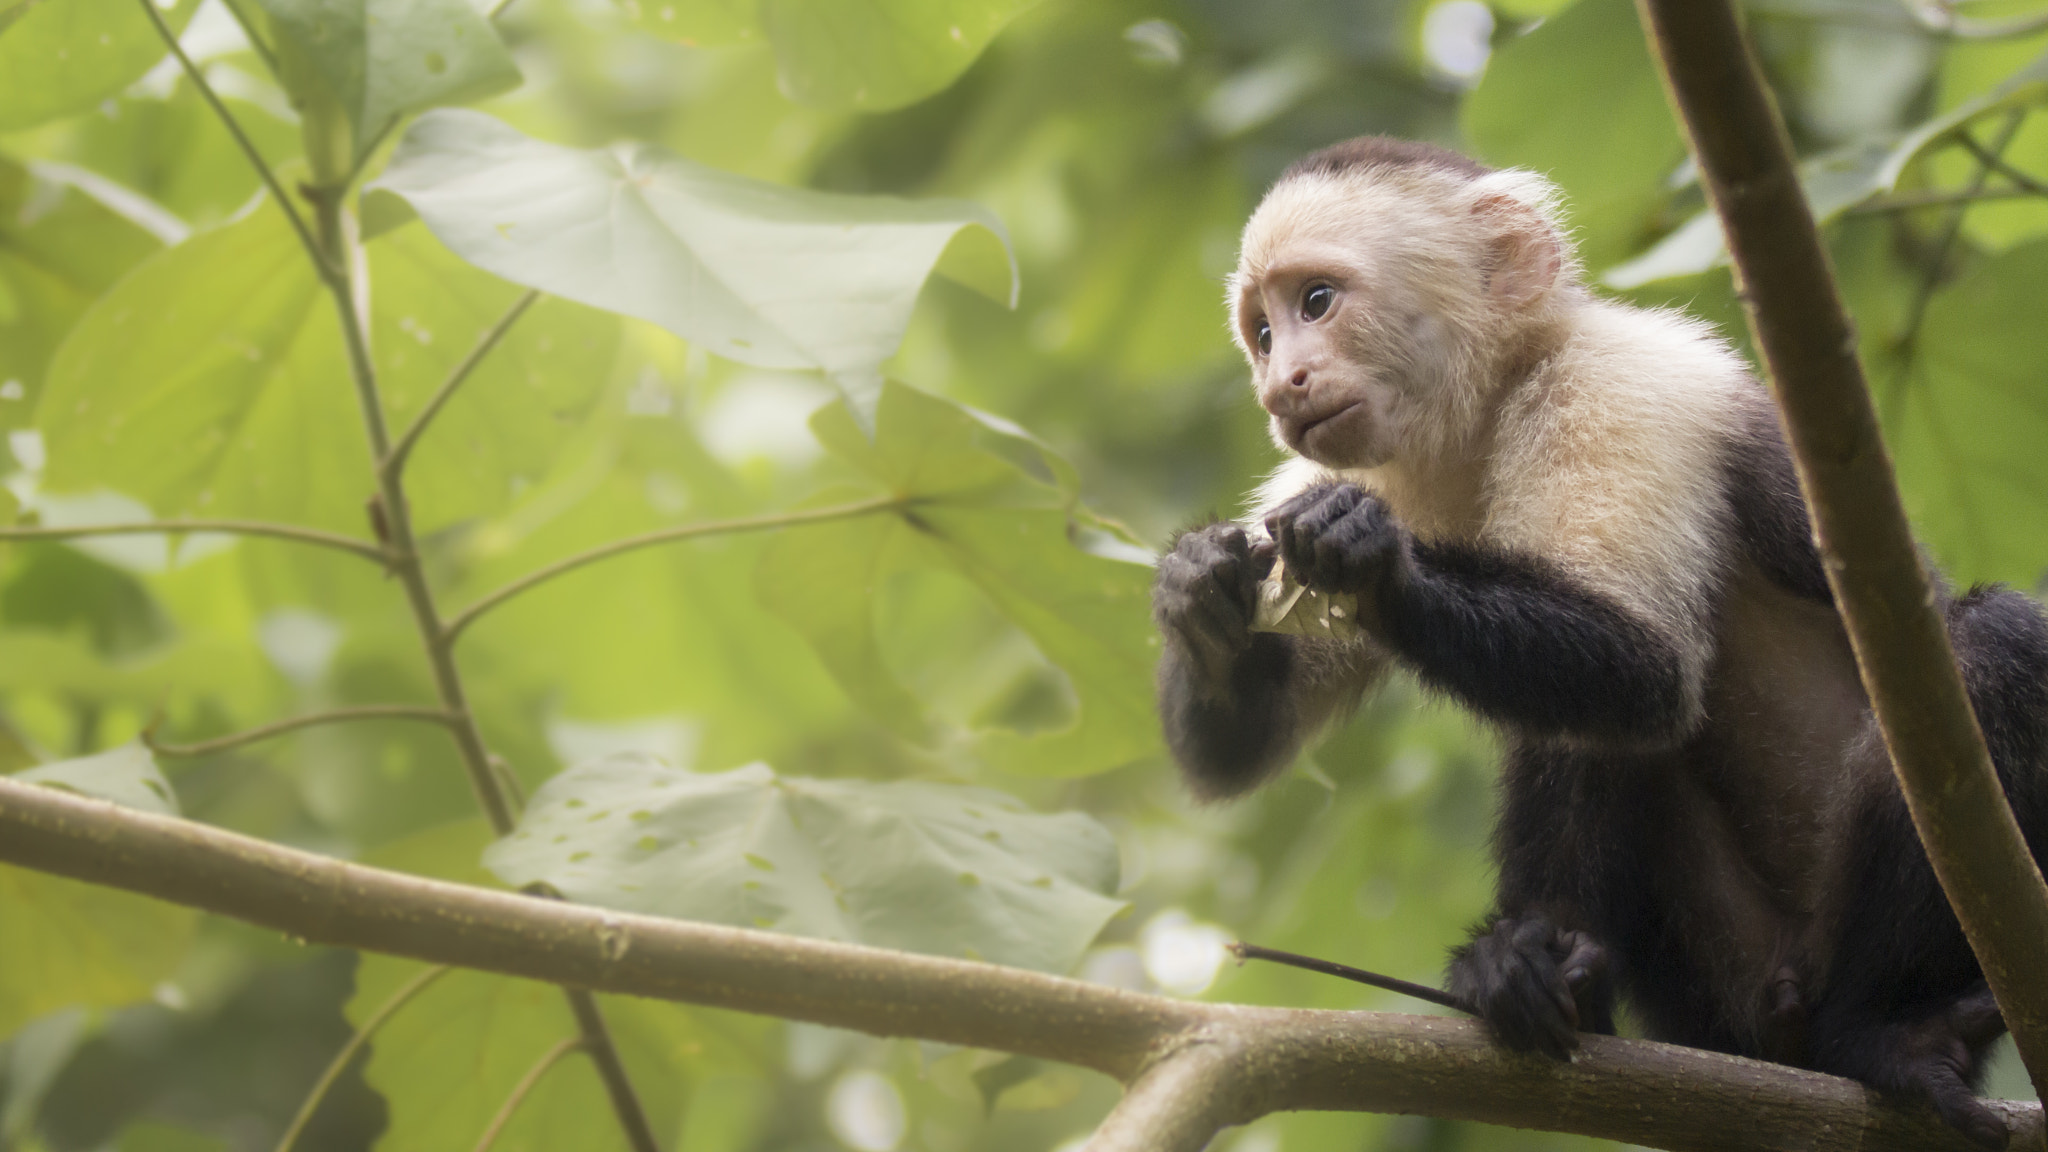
[1154,523,1383,799]
[1268,485,1695,745]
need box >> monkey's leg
[1809,587,2048,1150]
[1446,743,1653,1058]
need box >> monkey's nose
[1288,368,1309,387]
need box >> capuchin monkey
[1152,136,2048,1148]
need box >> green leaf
[483,752,1124,972]
[0,158,162,434]
[619,0,758,45]
[1889,238,2048,586]
[1462,0,1683,272]
[759,383,1160,777]
[36,201,615,532]
[255,0,522,161]
[0,0,200,132]
[15,742,176,814]
[371,109,1017,395]
[760,0,1040,112]
[0,746,193,1035]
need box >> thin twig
[487,0,523,20]
[1899,111,2026,355]
[340,118,400,196]
[443,496,906,642]
[146,706,457,758]
[274,966,449,1152]
[0,520,388,564]
[1229,942,1475,1015]
[135,0,331,281]
[382,290,541,482]
[471,1037,586,1152]
[1955,129,2048,195]
[1849,185,2046,214]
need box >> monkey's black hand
[1264,484,1410,600]
[1153,523,1275,698]
[1446,918,1614,1060]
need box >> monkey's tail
[1228,941,1476,1015]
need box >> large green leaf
[255,0,521,161]
[1888,238,2048,586]
[625,0,1038,111]
[484,753,1124,971]
[0,0,199,131]
[36,201,616,532]
[0,158,163,434]
[371,109,1016,397]
[0,744,195,1035]
[759,382,1160,777]
[1461,0,1684,272]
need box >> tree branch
[146,707,457,759]
[442,497,906,643]
[0,521,388,565]
[0,777,2037,1152]
[1637,0,2048,1102]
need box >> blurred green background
[5,0,2048,1149]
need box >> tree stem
[1637,0,2048,1104]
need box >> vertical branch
[1636,0,2048,1101]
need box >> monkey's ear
[1472,193,1562,309]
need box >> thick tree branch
[0,777,2038,1152]
[1084,1034,1248,1152]
[1637,0,2048,1101]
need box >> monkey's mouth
[1285,402,1368,463]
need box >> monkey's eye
[1255,320,1272,356]
[1303,285,1335,321]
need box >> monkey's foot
[1830,987,2008,1150]
[1446,917,1613,1060]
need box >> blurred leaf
[0,158,162,433]
[484,753,1124,971]
[0,0,200,132]
[1888,238,2048,586]
[760,383,1160,777]
[1462,0,1683,271]
[761,0,1040,112]
[255,0,522,160]
[3,543,170,657]
[36,201,615,532]
[16,741,177,814]
[1605,140,1894,288]
[620,0,759,45]
[372,109,1017,397]
[0,750,194,1036]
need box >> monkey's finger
[1949,986,2006,1047]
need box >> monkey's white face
[1233,244,1411,469]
